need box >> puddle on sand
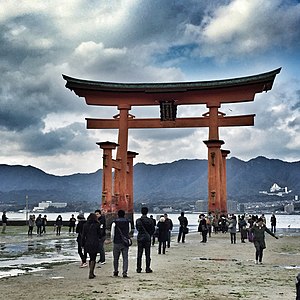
[0,237,78,278]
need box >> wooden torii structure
[63,68,280,222]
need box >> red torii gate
[63,68,280,222]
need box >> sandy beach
[0,231,299,300]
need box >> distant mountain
[0,156,299,209]
[0,164,102,205]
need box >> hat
[77,213,85,220]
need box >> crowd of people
[1,209,279,278]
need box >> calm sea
[5,212,300,232]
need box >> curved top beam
[62,68,281,106]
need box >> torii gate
[63,68,280,222]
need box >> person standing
[198,214,208,243]
[150,215,157,246]
[164,213,173,248]
[1,211,8,234]
[111,209,131,277]
[28,215,35,236]
[55,215,63,236]
[35,214,43,236]
[42,215,47,234]
[136,207,155,273]
[157,216,169,254]
[239,215,247,243]
[177,212,188,243]
[76,213,87,268]
[68,214,76,234]
[95,209,106,265]
[207,212,214,237]
[250,217,278,264]
[270,213,277,233]
[82,213,101,279]
[228,215,237,244]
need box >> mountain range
[0,156,299,210]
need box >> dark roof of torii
[62,68,281,105]
[63,68,281,92]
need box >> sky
[0,0,300,176]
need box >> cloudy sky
[0,0,300,175]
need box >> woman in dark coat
[76,213,87,268]
[250,217,278,264]
[82,213,101,279]
[157,216,169,254]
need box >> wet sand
[0,232,299,299]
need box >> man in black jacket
[95,209,106,265]
[136,207,155,273]
[164,213,173,248]
[111,210,131,277]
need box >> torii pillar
[221,149,231,214]
[97,141,119,225]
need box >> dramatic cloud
[0,0,299,175]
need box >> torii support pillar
[204,140,224,216]
[97,141,119,227]
[126,151,138,227]
[221,149,230,214]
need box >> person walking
[198,214,208,243]
[250,217,278,264]
[1,211,8,234]
[164,213,173,248]
[270,213,277,233]
[177,212,188,243]
[55,215,63,236]
[82,213,101,279]
[135,207,155,273]
[228,215,237,244]
[76,213,87,268]
[157,216,169,254]
[35,214,43,236]
[68,214,76,234]
[111,209,131,277]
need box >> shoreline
[0,231,299,299]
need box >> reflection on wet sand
[0,236,78,278]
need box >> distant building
[227,200,238,214]
[238,203,245,213]
[259,183,292,197]
[195,200,207,212]
[32,201,67,212]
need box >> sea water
[4,212,300,229]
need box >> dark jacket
[82,219,101,253]
[98,214,106,238]
[136,215,155,242]
[178,215,188,227]
[2,214,8,224]
[157,221,169,242]
[165,218,173,231]
[198,218,207,232]
[250,223,276,249]
[76,220,86,243]
[113,218,130,244]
